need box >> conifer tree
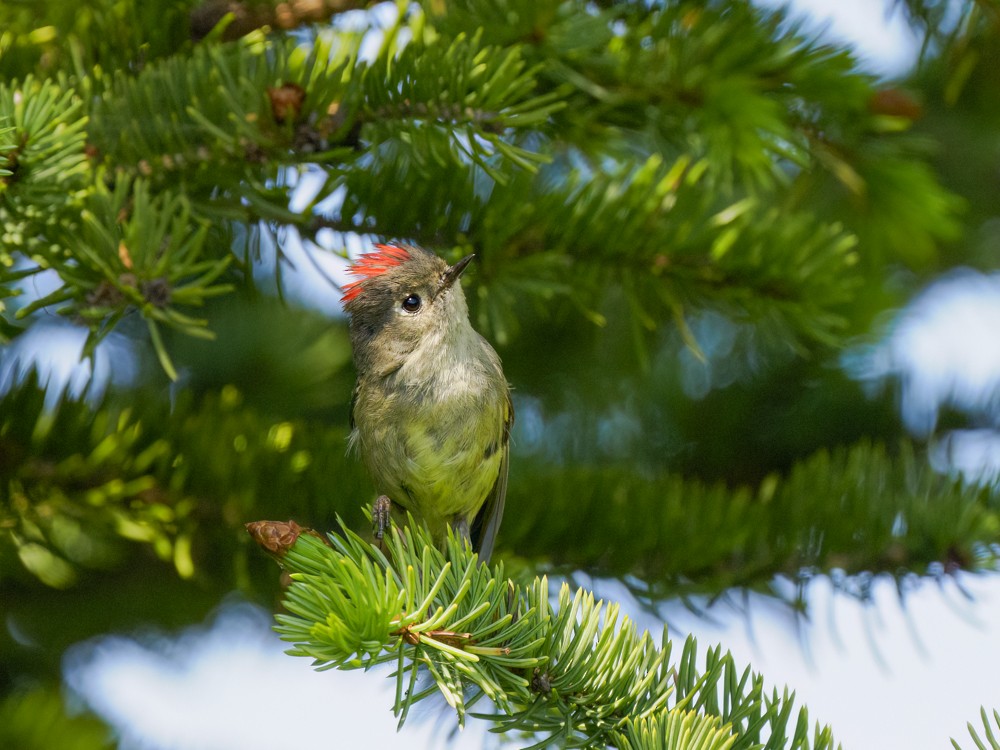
[1,0,998,747]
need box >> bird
[341,243,512,561]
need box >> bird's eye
[401,294,422,313]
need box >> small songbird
[342,244,512,561]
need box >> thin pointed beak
[436,254,475,297]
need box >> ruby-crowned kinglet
[342,244,512,561]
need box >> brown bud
[267,82,306,124]
[140,278,172,308]
[245,519,325,556]
[868,88,923,121]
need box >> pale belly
[353,381,504,531]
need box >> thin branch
[189,0,372,41]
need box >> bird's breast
[353,351,505,525]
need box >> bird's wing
[470,390,513,562]
[349,382,359,430]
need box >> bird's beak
[436,254,475,298]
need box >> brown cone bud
[868,88,923,121]
[245,519,324,557]
[267,82,306,124]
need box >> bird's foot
[372,495,393,549]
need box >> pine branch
[1,1,961,363]
[34,179,234,376]
[258,518,838,750]
[0,29,566,355]
[0,374,366,586]
[420,0,960,262]
[953,707,1000,750]
[354,29,565,182]
[91,29,561,189]
[463,156,860,348]
[0,76,89,263]
[501,441,1000,602]
[190,0,371,41]
[424,1,859,189]
[330,147,862,349]
[89,36,360,191]
[0,3,192,79]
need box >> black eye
[401,294,422,312]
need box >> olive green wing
[470,391,513,562]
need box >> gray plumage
[343,244,512,560]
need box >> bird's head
[341,244,476,364]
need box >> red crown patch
[341,244,411,303]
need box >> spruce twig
[255,518,838,749]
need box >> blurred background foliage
[1,0,1000,745]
